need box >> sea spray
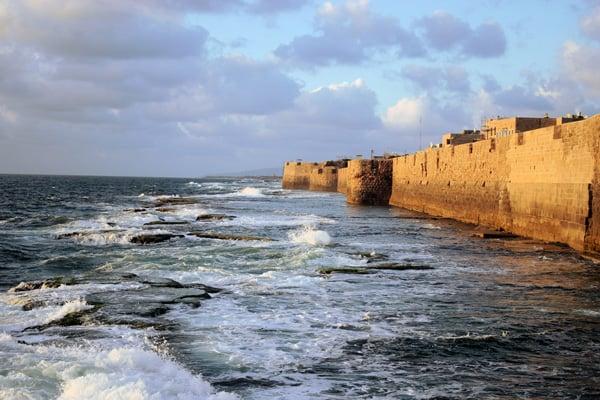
[236,187,264,197]
[45,299,93,323]
[288,225,332,245]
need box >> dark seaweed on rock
[187,231,273,241]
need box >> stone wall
[337,167,348,194]
[346,159,393,205]
[282,161,320,190]
[309,166,339,192]
[390,115,600,253]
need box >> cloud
[418,11,506,57]
[274,0,424,66]
[1,1,209,60]
[561,41,600,98]
[581,6,600,42]
[401,64,471,93]
[383,97,425,130]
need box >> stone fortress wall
[282,113,600,254]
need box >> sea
[0,174,599,399]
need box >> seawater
[1,174,599,399]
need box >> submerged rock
[153,197,198,207]
[318,263,433,275]
[125,208,147,213]
[143,220,189,226]
[196,214,236,221]
[318,267,370,275]
[155,207,176,212]
[355,252,389,263]
[368,262,433,271]
[56,230,125,240]
[187,231,273,241]
[130,233,183,245]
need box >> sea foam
[289,225,332,246]
[58,347,238,400]
[46,299,93,323]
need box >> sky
[0,0,599,177]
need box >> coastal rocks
[18,275,224,332]
[130,233,184,244]
[196,214,236,222]
[9,277,76,292]
[152,197,199,207]
[143,220,189,226]
[187,231,273,241]
[56,230,125,240]
[155,207,176,212]
[319,263,433,275]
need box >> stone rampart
[346,159,393,205]
[282,161,321,190]
[390,115,600,253]
[309,166,339,192]
[337,167,348,194]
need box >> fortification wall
[282,161,320,190]
[337,167,348,194]
[390,115,600,252]
[309,166,338,192]
[347,159,393,205]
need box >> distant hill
[208,167,282,177]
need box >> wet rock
[125,208,147,213]
[57,230,124,240]
[368,263,433,271]
[130,233,183,245]
[318,267,370,275]
[143,220,189,226]
[196,214,236,221]
[140,277,184,289]
[21,300,46,311]
[355,252,389,263]
[9,277,76,292]
[153,197,198,207]
[155,207,176,212]
[187,231,272,241]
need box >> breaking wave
[288,225,332,246]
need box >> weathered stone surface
[390,115,600,253]
[309,166,339,192]
[130,233,183,244]
[346,159,393,206]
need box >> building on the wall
[441,130,484,147]
[482,114,585,139]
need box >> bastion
[346,159,393,205]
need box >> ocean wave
[0,334,237,400]
[45,299,93,323]
[288,225,332,246]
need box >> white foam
[576,309,600,317]
[288,225,332,246]
[236,187,264,197]
[138,193,145,197]
[45,299,93,324]
[58,347,238,400]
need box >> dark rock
[130,233,183,245]
[318,267,370,275]
[187,231,272,241]
[155,207,176,212]
[22,300,46,311]
[356,252,389,263]
[196,214,236,221]
[153,197,198,207]
[125,208,147,213]
[57,230,124,240]
[368,262,434,271]
[143,221,189,226]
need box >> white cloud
[383,97,425,129]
